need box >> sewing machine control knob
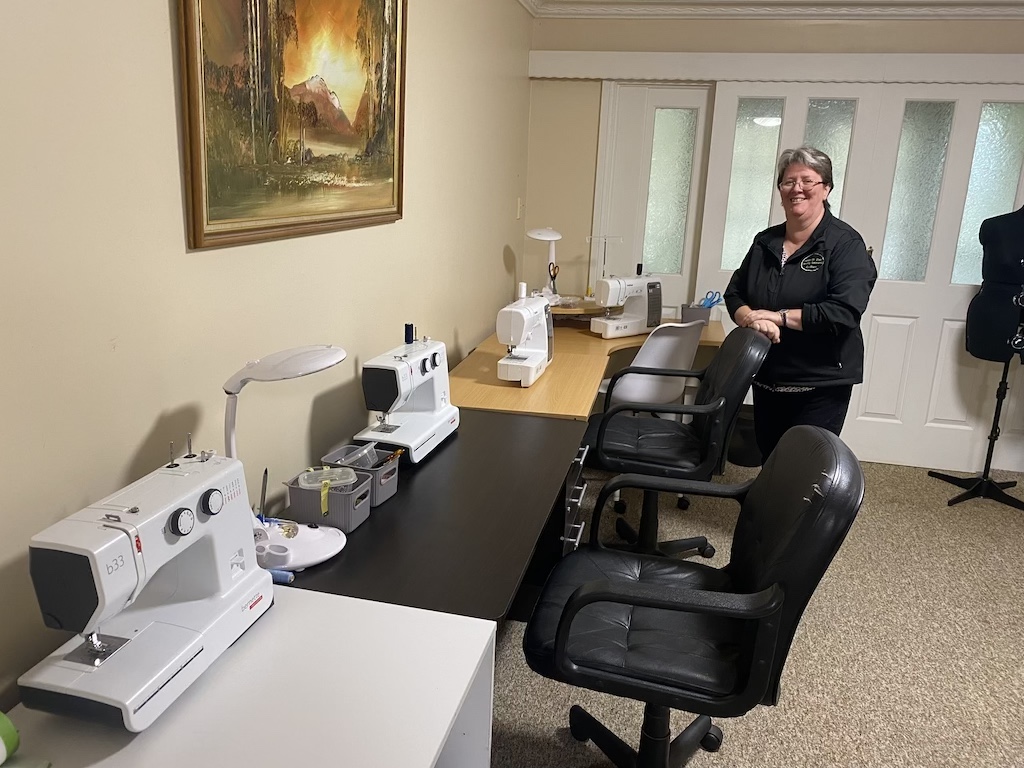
[199,488,224,516]
[169,507,196,537]
[431,352,441,368]
[420,359,430,375]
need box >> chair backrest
[690,327,770,459]
[608,321,706,407]
[727,425,865,706]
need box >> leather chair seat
[525,547,743,697]
[584,414,704,471]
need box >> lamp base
[254,517,347,571]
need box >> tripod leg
[983,481,1024,511]
[928,470,980,491]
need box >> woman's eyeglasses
[779,180,825,192]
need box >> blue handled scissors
[699,291,722,308]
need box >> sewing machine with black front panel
[356,332,460,463]
[18,451,273,732]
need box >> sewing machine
[590,276,663,339]
[18,452,273,732]
[496,287,552,387]
[355,337,460,463]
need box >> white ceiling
[517,0,1024,19]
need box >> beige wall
[0,1,531,707]
[524,80,602,298]
[530,18,1024,53]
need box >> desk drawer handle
[575,445,590,465]
[561,521,586,549]
[568,482,587,509]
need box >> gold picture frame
[177,0,406,249]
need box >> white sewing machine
[590,276,664,339]
[355,337,460,463]
[496,284,552,387]
[18,452,273,732]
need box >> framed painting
[177,0,406,249]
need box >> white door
[590,83,710,311]
[841,85,1024,472]
[694,82,1024,472]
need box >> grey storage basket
[285,469,372,532]
[321,444,400,508]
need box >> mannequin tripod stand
[928,356,1024,511]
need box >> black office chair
[523,426,865,768]
[582,327,770,556]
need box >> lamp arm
[224,393,239,459]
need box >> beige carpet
[491,461,1024,768]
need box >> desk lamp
[223,344,349,571]
[527,227,562,295]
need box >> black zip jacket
[724,210,877,388]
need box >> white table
[6,588,495,768]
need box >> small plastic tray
[285,470,372,533]
[340,442,377,469]
[322,443,400,508]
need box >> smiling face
[778,163,831,224]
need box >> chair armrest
[590,473,753,546]
[602,396,724,422]
[553,579,786,716]
[560,580,783,629]
[604,365,705,410]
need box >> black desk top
[288,408,587,620]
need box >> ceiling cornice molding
[517,0,1024,19]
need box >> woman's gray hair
[777,146,834,209]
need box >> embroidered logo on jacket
[801,253,825,272]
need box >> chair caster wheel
[700,545,716,558]
[676,496,689,510]
[614,500,627,514]
[700,725,723,752]
[568,705,589,742]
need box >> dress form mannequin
[928,206,1024,512]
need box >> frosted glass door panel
[643,108,698,275]
[803,99,856,217]
[721,99,784,271]
[953,101,1024,285]
[879,101,955,282]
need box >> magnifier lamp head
[223,345,347,395]
[223,344,347,459]
[526,227,562,242]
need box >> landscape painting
[178,0,406,248]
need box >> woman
[723,146,877,462]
